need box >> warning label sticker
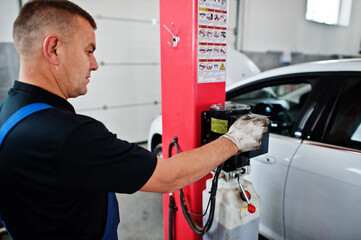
[211,117,228,134]
[198,0,228,83]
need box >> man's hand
[221,114,270,153]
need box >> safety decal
[220,63,225,70]
[198,0,228,83]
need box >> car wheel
[153,143,163,158]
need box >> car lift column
[160,0,228,239]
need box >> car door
[284,74,361,240]
[227,74,321,240]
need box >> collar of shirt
[12,81,75,113]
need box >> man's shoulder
[50,107,102,128]
[25,107,109,145]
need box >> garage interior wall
[69,0,161,143]
[0,0,19,101]
[238,0,361,55]
[237,0,361,70]
[1,0,360,142]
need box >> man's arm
[140,115,269,193]
[140,137,237,193]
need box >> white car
[148,58,361,240]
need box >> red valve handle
[248,204,256,213]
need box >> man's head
[13,0,99,99]
[13,0,96,58]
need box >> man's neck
[18,62,67,100]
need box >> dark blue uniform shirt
[0,81,157,239]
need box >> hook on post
[163,22,180,48]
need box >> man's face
[58,16,98,99]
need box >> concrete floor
[116,191,164,240]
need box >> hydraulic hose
[168,136,223,236]
[168,194,177,240]
[179,163,223,235]
[168,137,179,240]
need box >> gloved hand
[221,114,270,153]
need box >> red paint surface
[160,0,226,239]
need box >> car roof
[226,58,361,91]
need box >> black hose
[168,194,177,240]
[168,136,222,236]
[179,163,223,235]
[168,137,179,240]
[168,136,179,159]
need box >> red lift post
[160,0,228,239]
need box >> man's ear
[43,34,60,65]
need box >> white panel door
[284,142,361,240]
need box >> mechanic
[0,0,269,239]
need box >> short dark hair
[13,0,97,57]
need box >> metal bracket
[222,165,250,182]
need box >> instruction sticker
[198,0,228,83]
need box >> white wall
[0,0,19,42]
[238,0,361,56]
[227,0,262,86]
[71,0,161,142]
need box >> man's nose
[91,55,99,71]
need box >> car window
[323,76,361,150]
[228,83,312,137]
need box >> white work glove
[221,114,270,153]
